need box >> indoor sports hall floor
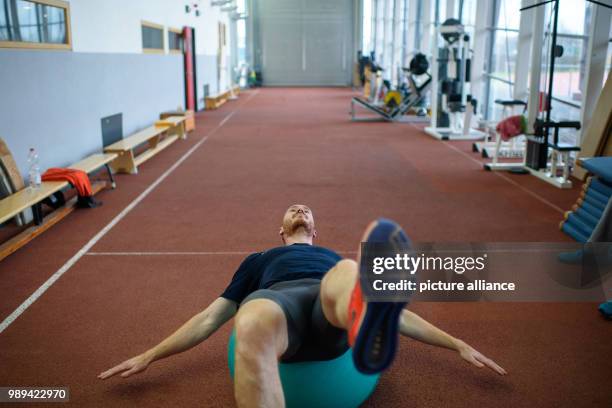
[1,88,610,407]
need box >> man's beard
[288,218,313,235]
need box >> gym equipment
[560,157,612,242]
[425,19,486,140]
[524,118,581,188]
[520,0,586,189]
[350,53,432,122]
[481,100,528,171]
[227,331,380,408]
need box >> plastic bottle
[27,148,41,190]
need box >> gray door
[254,0,353,86]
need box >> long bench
[205,86,240,110]
[104,116,186,174]
[0,152,117,260]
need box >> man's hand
[455,340,507,375]
[98,353,153,380]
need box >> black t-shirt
[220,243,342,304]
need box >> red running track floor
[0,88,610,407]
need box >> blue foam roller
[578,201,603,220]
[566,213,595,236]
[580,157,612,184]
[582,195,606,214]
[562,221,589,243]
[590,178,612,198]
[573,207,599,229]
[586,187,610,208]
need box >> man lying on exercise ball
[99,204,506,407]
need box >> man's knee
[321,259,358,301]
[235,299,287,357]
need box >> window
[486,0,522,120]
[236,0,246,64]
[236,18,246,64]
[362,0,373,54]
[461,0,477,27]
[374,0,386,60]
[168,28,182,53]
[605,25,612,86]
[141,21,164,53]
[0,0,71,49]
[483,0,595,146]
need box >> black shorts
[241,278,349,363]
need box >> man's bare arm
[399,309,507,375]
[98,297,237,379]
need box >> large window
[362,0,373,54]
[167,28,183,54]
[482,0,598,147]
[141,21,164,53]
[549,2,591,112]
[0,0,71,49]
[236,0,247,64]
[605,25,612,85]
[486,0,522,120]
[374,0,385,64]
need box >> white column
[406,0,419,56]
[579,4,612,145]
[420,0,433,56]
[526,0,545,133]
[470,0,491,115]
[513,0,534,102]
[446,0,456,19]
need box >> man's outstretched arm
[399,309,507,375]
[98,297,237,380]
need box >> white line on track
[0,90,260,335]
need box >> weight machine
[482,99,528,171]
[425,18,486,141]
[350,53,433,122]
[518,0,585,189]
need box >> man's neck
[284,231,313,246]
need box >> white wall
[69,0,230,56]
[0,0,235,180]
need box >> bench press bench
[0,152,117,260]
[104,116,186,174]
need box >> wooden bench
[104,116,186,174]
[0,152,117,260]
[205,85,240,110]
[160,110,195,133]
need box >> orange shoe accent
[348,279,365,346]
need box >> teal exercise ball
[228,331,380,408]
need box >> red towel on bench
[42,168,93,197]
[496,115,527,141]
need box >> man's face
[280,204,316,238]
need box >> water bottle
[27,148,41,190]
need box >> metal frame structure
[425,20,488,140]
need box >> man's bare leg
[234,299,289,408]
[320,220,379,329]
[319,259,360,330]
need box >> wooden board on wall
[0,138,25,191]
[574,76,612,179]
[0,137,27,226]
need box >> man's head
[279,204,316,244]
